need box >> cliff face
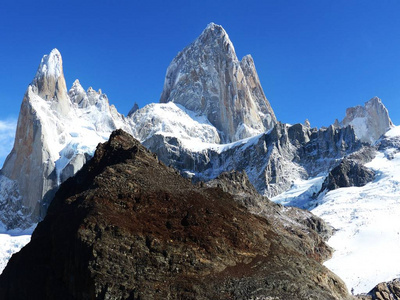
[0,130,350,300]
[0,50,134,230]
[160,23,277,143]
[144,121,363,198]
[1,49,69,226]
[340,97,393,144]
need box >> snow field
[313,148,400,294]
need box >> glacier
[271,126,400,294]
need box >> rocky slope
[367,278,400,299]
[320,158,375,192]
[0,130,351,300]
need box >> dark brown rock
[0,130,351,300]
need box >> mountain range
[0,23,399,298]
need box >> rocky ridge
[0,130,351,300]
[145,121,364,198]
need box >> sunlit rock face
[0,49,134,229]
[340,96,393,144]
[160,23,277,143]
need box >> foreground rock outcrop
[368,278,400,299]
[356,278,400,299]
[0,130,350,300]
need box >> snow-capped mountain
[160,23,277,143]
[0,49,135,230]
[0,24,282,231]
[0,23,399,296]
[1,25,393,231]
[339,96,393,144]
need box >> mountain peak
[31,49,70,115]
[33,48,63,80]
[203,22,228,37]
[159,23,277,143]
[341,96,393,143]
[197,23,235,56]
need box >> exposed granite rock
[0,130,351,300]
[368,278,400,300]
[31,48,70,115]
[0,50,136,230]
[159,23,277,143]
[145,122,364,198]
[320,158,375,192]
[0,49,75,227]
[356,278,400,300]
[340,97,393,144]
[1,85,60,227]
[127,102,139,117]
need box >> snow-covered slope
[130,102,221,149]
[273,126,400,294]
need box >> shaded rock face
[321,158,375,191]
[145,122,364,197]
[160,23,277,143]
[0,130,350,300]
[341,97,393,144]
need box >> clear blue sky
[1,0,400,164]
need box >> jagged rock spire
[160,23,277,143]
[31,48,70,115]
[341,97,393,144]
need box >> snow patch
[0,233,31,274]
[271,175,326,209]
